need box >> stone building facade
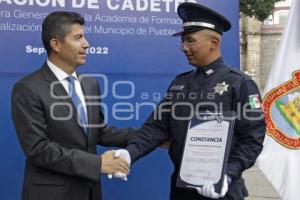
[240,0,292,91]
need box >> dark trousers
[89,186,93,200]
[170,187,207,200]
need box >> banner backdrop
[0,1,239,199]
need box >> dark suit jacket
[11,64,135,200]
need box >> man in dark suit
[11,11,134,200]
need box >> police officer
[113,2,266,200]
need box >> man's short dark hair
[42,11,85,54]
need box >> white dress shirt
[47,59,87,115]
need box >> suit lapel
[41,63,87,136]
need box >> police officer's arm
[126,87,173,162]
[226,79,266,179]
[92,79,138,148]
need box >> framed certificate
[176,111,235,193]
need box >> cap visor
[172,31,183,37]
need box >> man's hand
[107,149,131,181]
[195,175,229,199]
[100,150,130,175]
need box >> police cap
[173,2,231,36]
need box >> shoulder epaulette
[175,70,194,78]
[228,68,252,80]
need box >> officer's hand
[108,172,128,181]
[196,175,229,199]
[107,149,131,181]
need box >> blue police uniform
[126,2,266,200]
[127,57,265,200]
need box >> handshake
[100,149,131,181]
[100,149,230,199]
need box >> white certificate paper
[176,112,235,192]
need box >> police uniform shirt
[127,57,265,199]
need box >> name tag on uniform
[176,112,235,193]
[170,85,185,91]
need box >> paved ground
[243,165,281,200]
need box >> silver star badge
[213,82,229,95]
